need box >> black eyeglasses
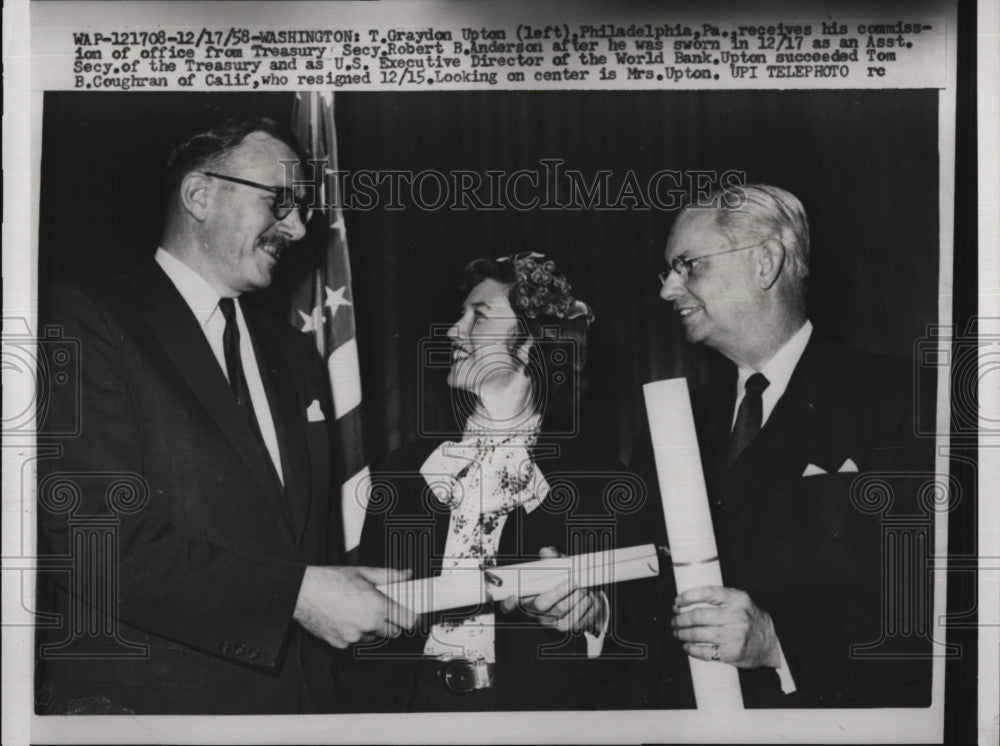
[203,172,312,224]
[658,240,765,284]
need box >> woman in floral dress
[349,253,645,712]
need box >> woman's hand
[499,546,607,635]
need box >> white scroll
[643,377,745,711]
[377,543,660,616]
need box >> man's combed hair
[163,117,303,208]
[713,183,811,292]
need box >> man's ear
[756,238,786,290]
[178,172,212,222]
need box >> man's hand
[499,547,605,635]
[671,586,782,669]
[293,565,417,648]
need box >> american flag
[290,91,369,554]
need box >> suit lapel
[128,261,295,548]
[720,336,831,519]
[692,365,737,481]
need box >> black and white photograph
[2,1,994,744]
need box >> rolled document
[377,543,660,615]
[643,378,745,711]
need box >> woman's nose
[447,314,466,341]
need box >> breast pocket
[798,473,882,585]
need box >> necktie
[218,298,283,492]
[727,372,770,466]
[218,298,250,406]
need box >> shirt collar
[736,320,813,402]
[155,247,229,327]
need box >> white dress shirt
[732,320,813,429]
[155,248,284,484]
[730,319,812,694]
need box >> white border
[3,1,991,744]
[976,0,1000,745]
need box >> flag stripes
[290,92,370,553]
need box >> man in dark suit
[642,184,933,707]
[35,118,415,714]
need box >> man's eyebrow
[467,301,492,312]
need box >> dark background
[34,2,981,738]
[33,0,984,744]
[40,88,939,463]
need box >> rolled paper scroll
[377,543,660,616]
[643,377,745,710]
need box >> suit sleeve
[38,284,306,671]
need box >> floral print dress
[419,415,549,663]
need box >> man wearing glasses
[635,184,931,707]
[36,118,415,714]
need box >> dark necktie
[218,298,283,492]
[727,372,770,466]
[218,298,251,407]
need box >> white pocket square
[306,399,325,422]
[838,458,859,473]
[802,463,827,477]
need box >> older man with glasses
[631,184,933,708]
[35,117,416,715]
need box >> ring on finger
[711,643,720,661]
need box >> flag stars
[299,286,351,334]
[325,285,352,316]
[298,303,324,334]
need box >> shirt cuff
[775,641,797,694]
[583,591,611,658]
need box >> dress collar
[419,414,549,515]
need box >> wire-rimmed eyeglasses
[657,240,766,284]
[203,172,312,224]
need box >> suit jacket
[632,335,934,707]
[35,259,342,714]
[343,438,660,711]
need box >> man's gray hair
[713,184,810,292]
